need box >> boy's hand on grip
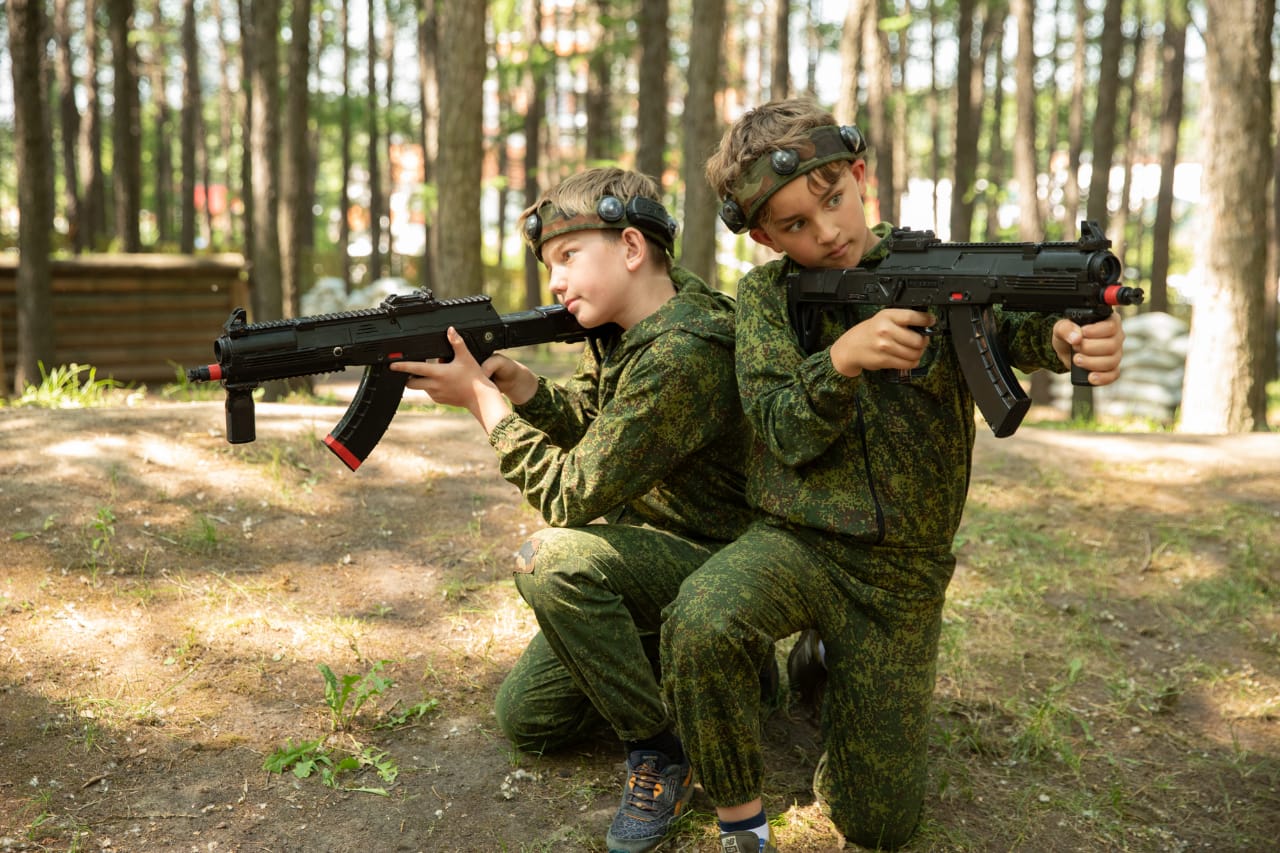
[1051,312,1125,387]
[390,328,513,430]
[830,308,936,378]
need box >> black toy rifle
[187,290,599,470]
[786,220,1144,438]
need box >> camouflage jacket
[488,266,755,542]
[735,222,1066,548]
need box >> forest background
[1,0,1277,433]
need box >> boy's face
[541,229,637,329]
[748,160,871,268]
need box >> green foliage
[16,362,121,409]
[263,659,440,797]
[319,659,395,731]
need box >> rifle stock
[786,220,1144,437]
[187,290,600,470]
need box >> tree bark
[862,2,894,225]
[281,0,313,319]
[247,0,283,325]
[107,0,143,251]
[436,0,487,298]
[1011,0,1043,240]
[1180,0,1274,433]
[1149,0,1187,314]
[522,0,546,309]
[181,0,201,253]
[772,0,790,99]
[6,0,56,392]
[367,0,384,281]
[585,0,615,163]
[417,0,440,291]
[53,0,82,254]
[635,0,669,183]
[680,0,727,284]
[78,0,107,251]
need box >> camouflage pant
[493,523,720,754]
[661,519,955,850]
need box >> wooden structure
[0,254,247,386]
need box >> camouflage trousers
[661,519,955,850]
[493,522,721,754]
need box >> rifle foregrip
[949,305,1031,438]
[324,365,409,471]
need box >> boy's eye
[827,192,843,209]
[785,219,807,234]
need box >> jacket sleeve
[735,262,865,467]
[489,332,739,528]
[511,343,606,448]
[995,307,1069,374]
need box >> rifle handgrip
[323,365,409,470]
[948,305,1031,438]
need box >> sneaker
[605,750,694,853]
[720,830,780,853]
[787,629,826,709]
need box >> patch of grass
[15,361,123,409]
[264,659,441,797]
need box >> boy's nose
[815,218,840,245]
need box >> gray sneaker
[720,830,779,853]
[605,750,694,853]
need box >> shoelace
[623,761,666,812]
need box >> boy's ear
[749,224,781,253]
[620,226,649,270]
[848,158,868,192]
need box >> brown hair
[705,99,854,229]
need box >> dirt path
[1,397,1277,852]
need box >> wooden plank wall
[0,254,248,385]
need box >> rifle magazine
[948,305,1031,438]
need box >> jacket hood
[621,265,737,351]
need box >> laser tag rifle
[786,220,1144,438]
[186,290,601,470]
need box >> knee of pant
[493,674,554,750]
[492,673,527,744]
[662,594,739,660]
[512,529,601,608]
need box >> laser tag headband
[522,195,679,261]
[718,124,868,234]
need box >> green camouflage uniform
[661,224,1066,848]
[491,266,756,754]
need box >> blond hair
[519,167,673,269]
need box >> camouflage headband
[522,196,678,261]
[719,124,868,234]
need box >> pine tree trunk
[1180,0,1275,433]
[680,0,727,284]
[6,0,56,392]
[635,0,669,183]
[1149,0,1187,314]
[436,0,487,298]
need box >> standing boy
[661,99,1127,851]
[391,168,758,853]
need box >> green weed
[264,659,440,796]
[17,361,122,408]
[319,659,395,730]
